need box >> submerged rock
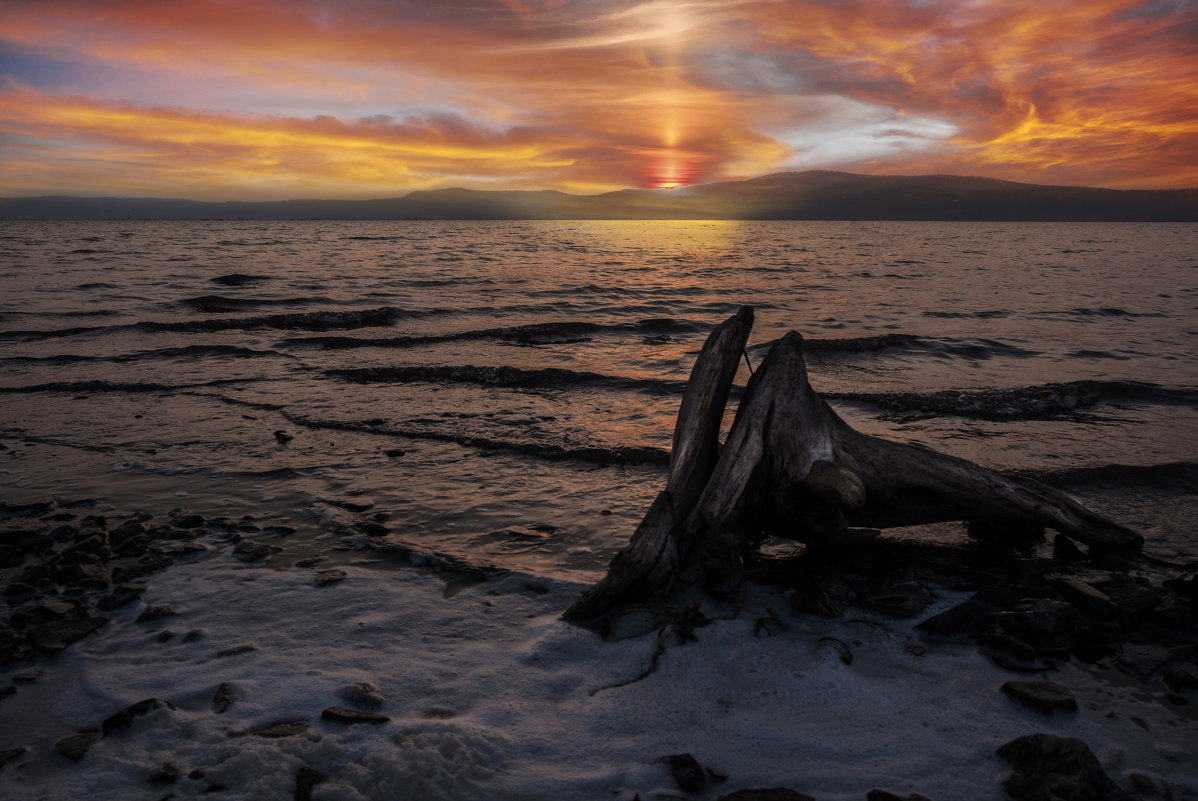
[212,682,236,713]
[102,698,175,734]
[136,603,180,622]
[295,766,328,801]
[718,790,816,801]
[248,720,308,738]
[321,706,390,724]
[30,616,109,654]
[1000,680,1078,715]
[997,733,1135,801]
[54,731,101,760]
[232,540,276,562]
[655,753,707,793]
[337,682,386,710]
[313,569,347,586]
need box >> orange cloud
[0,0,1194,198]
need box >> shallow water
[2,220,1196,572]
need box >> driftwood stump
[564,307,1141,621]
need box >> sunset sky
[1,0,1196,199]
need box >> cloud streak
[0,0,1194,198]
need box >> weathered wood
[565,321,1142,621]
[563,307,754,620]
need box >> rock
[916,599,994,636]
[137,603,180,622]
[248,720,308,738]
[273,430,294,444]
[337,682,386,710]
[1052,534,1088,563]
[718,790,816,801]
[232,541,276,562]
[1001,681,1078,714]
[996,733,1135,801]
[149,762,181,785]
[0,747,27,771]
[313,569,347,586]
[31,616,109,654]
[997,599,1077,647]
[217,644,257,657]
[858,584,934,618]
[656,753,707,793]
[55,731,101,760]
[171,513,205,529]
[1099,579,1162,617]
[321,706,390,724]
[212,682,236,713]
[791,575,855,618]
[1053,577,1120,621]
[385,449,406,458]
[102,698,175,734]
[868,791,934,801]
[1114,643,1174,681]
[295,766,328,801]
[1164,664,1198,692]
[97,583,147,611]
[52,562,111,588]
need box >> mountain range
[2,171,1196,221]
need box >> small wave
[280,411,669,465]
[0,345,285,366]
[1030,461,1198,491]
[178,295,333,313]
[0,324,113,342]
[828,380,1198,420]
[0,377,251,394]
[211,273,270,286]
[1061,307,1167,319]
[140,306,412,333]
[748,334,1038,361]
[329,364,688,395]
[283,318,707,350]
[923,310,1013,319]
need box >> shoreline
[1,494,1195,800]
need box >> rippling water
[2,220,1196,572]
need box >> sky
[1,0,1196,200]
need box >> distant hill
[2,171,1196,221]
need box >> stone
[149,762,181,785]
[1100,580,1163,617]
[1001,681,1078,714]
[791,575,855,618]
[1053,577,1120,621]
[31,616,109,654]
[858,584,934,618]
[171,514,205,529]
[55,731,101,760]
[102,698,175,734]
[997,599,1077,645]
[337,682,385,710]
[996,733,1135,801]
[916,599,993,636]
[97,583,147,611]
[656,753,707,793]
[295,766,328,801]
[0,747,27,771]
[718,790,816,801]
[1052,534,1088,563]
[212,682,236,713]
[1114,643,1174,681]
[248,720,308,738]
[217,644,257,657]
[313,569,347,586]
[137,603,180,622]
[273,430,294,444]
[321,706,390,724]
[232,541,275,562]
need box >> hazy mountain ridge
[2,171,1196,221]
